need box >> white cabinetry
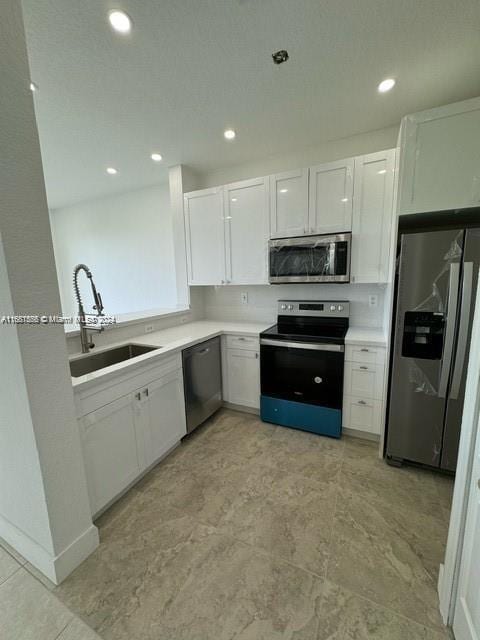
[135,369,186,468]
[351,149,396,283]
[184,179,269,286]
[343,344,386,437]
[308,158,354,234]
[398,97,480,215]
[77,355,186,516]
[222,335,260,409]
[81,394,141,516]
[184,187,225,285]
[224,177,269,284]
[270,169,309,238]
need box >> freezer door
[387,229,464,467]
[442,229,480,471]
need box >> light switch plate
[241,292,248,305]
[368,294,378,308]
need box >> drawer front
[346,344,386,365]
[343,395,382,435]
[226,334,260,351]
[344,363,384,400]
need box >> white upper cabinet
[398,97,480,215]
[224,177,269,285]
[269,169,309,238]
[351,149,396,283]
[184,187,225,285]
[308,158,354,234]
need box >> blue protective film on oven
[260,395,342,438]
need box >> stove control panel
[277,300,350,318]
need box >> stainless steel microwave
[269,233,351,284]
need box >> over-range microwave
[269,232,351,284]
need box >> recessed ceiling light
[224,129,236,140]
[231,198,238,202]
[279,189,288,193]
[108,10,132,34]
[378,78,396,93]
[29,82,38,92]
[341,197,349,202]
[106,167,118,175]
[377,169,387,175]
[151,153,162,162]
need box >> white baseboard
[343,427,380,442]
[222,402,260,415]
[0,514,98,585]
[53,525,99,584]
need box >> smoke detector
[272,50,289,65]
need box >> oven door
[269,233,350,283]
[260,339,344,409]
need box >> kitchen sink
[70,343,160,377]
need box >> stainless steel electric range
[260,300,349,438]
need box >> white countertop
[71,320,270,390]
[70,320,388,391]
[345,326,387,347]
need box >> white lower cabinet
[81,394,141,516]
[77,356,186,516]
[222,335,260,409]
[343,343,386,437]
[142,370,186,466]
[343,396,383,435]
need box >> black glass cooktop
[261,315,348,345]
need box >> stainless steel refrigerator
[386,227,480,472]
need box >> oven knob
[287,304,294,310]
[281,304,287,310]
[330,305,337,312]
[337,304,344,311]
[314,376,323,384]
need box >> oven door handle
[260,338,344,353]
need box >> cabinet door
[81,394,141,515]
[308,158,354,234]
[270,169,309,238]
[399,97,480,214]
[143,370,187,466]
[224,177,269,285]
[184,187,226,285]
[343,395,382,435]
[351,149,396,283]
[226,348,260,409]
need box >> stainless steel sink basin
[70,343,159,377]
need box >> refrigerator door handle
[450,262,474,400]
[438,262,460,399]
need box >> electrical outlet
[180,315,189,324]
[368,294,378,308]
[241,292,248,305]
[145,324,154,333]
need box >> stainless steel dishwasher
[182,336,222,434]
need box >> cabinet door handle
[360,348,369,352]
[142,388,149,397]
[135,392,141,401]
[359,366,368,370]
[358,400,367,405]
[255,352,259,359]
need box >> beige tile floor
[1,409,454,639]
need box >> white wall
[200,283,385,328]
[50,183,177,319]
[0,0,96,583]
[198,125,399,188]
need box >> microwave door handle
[438,262,460,399]
[450,262,474,400]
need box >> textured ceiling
[22,0,480,209]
